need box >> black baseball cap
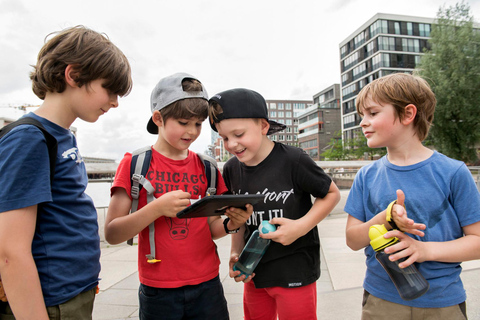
[209,88,286,135]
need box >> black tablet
[176,194,265,219]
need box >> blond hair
[356,73,436,141]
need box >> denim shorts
[139,275,229,320]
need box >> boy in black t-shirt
[208,88,341,320]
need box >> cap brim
[147,117,158,134]
[267,120,286,135]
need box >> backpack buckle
[132,173,143,183]
[131,185,140,199]
[206,187,216,196]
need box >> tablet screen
[176,194,265,218]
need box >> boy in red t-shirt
[105,73,251,320]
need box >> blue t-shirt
[0,113,101,306]
[345,151,480,308]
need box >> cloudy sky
[1,0,479,161]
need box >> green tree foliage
[321,134,345,160]
[416,1,480,163]
[321,131,386,160]
[347,134,387,160]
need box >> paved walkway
[93,190,480,319]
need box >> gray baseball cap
[147,72,208,134]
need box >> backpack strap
[197,153,218,196]
[128,147,159,264]
[128,149,219,264]
[0,117,57,183]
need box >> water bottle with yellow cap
[369,224,429,300]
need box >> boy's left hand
[225,204,254,230]
[383,229,427,268]
[390,190,426,237]
[260,218,302,246]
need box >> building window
[354,31,365,49]
[419,23,431,37]
[341,45,347,58]
[366,41,375,57]
[352,63,367,80]
[286,103,292,110]
[270,103,276,109]
[270,111,276,117]
[378,36,395,51]
[278,103,284,110]
[372,53,389,69]
[285,119,292,125]
[342,83,357,100]
[286,111,292,117]
[407,22,413,35]
[402,38,420,52]
[394,22,401,35]
[278,111,284,118]
[370,19,388,37]
[344,51,359,70]
[299,139,318,149]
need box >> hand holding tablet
[176,194,265,218]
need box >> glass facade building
[339,13,434,141]
[266,99,313,147]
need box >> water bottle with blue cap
[233,221,277,278]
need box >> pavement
[93,190,480,319]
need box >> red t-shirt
[112,147,227,288]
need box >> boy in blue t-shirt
[345,73,480,319]
[0,26,132,319]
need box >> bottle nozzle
[259,221,276,234]
[369,224,398,251]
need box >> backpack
[0,117,58,183]
[128,146,218,263]
[0,117,58,303]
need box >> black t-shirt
[223,142,332,288]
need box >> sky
[1,0,479,161]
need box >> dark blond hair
[208,100,223,123]
[356,73,436,141]
[30,25,132,100]
[160,79,208,121]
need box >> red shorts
[243,281,317,320]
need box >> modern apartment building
[266,99,313,147]
[339,13,434,141]
[297,84,341,160]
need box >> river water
[85,181,112,208]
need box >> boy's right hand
[390,189,426,237]
[154,190,191,218]
[229,254,254,283]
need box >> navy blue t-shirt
[0,113,100,306]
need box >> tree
[416,1,480,163]
[321,133,345,160]
[321,131,386,160]
[347,134,387,160]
